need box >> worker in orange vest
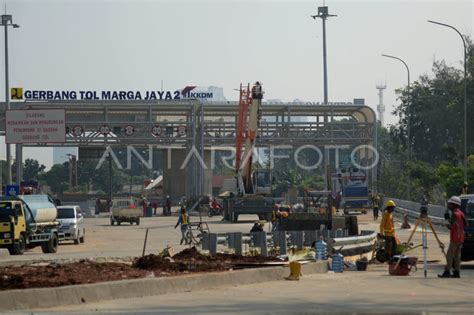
[379,200,397,259]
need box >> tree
[22,159,46,181]
[41,163,69,194]
[391,40,474,165]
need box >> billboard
[6,109,66,144]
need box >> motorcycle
[208,205,223,217]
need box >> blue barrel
[315,239,327,261]
[332,253,344,273]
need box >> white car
[57,205,85,244]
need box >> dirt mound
[0,260,146,291]
[0,248,282,291]
[132,254,186,272]
[172,246,211,262]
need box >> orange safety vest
[380,211,395,237]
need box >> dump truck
[339,168,370,214]
[0,195,63,255]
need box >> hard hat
[448,196,461,206]
[386,200,396,208]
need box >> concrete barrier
[0,261,328,311]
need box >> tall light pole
[1,14,20,186]
[311,6,337,104]
[428,20,468,183]
[382,54,411,198]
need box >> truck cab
[0,196,62,255]
[460,194,474,261]
[0,200,28,255]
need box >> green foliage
[437,163,464,197]
[379,40,474,201]
[41,163,69,194]
[22,159,46,181]
[41,159,128,195]
[272,168,325,196]
[438,158,474,197]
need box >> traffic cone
[285,261,302,281]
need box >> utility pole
[1,14,20,185]
[311,5,337,104]
[428,20,468,183]
[382,54,411,199]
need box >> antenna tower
[376,83,387,125]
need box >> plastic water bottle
[315,237,327,261]
[332,253,344,273]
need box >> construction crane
[223,82,273,222]
[235,81,271,196]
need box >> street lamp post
[311,6,337,104]
[382,54,411,198]
[1,15,20,186]
[428,20,468,183]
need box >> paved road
[29,264,474,314]
[3,212,474,314]
[0,212,459,264]
[0,213,261,264]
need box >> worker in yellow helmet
[379,200,397,259]
[174,207,190,245]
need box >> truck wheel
[41,234,59,254]
[10,234,26,255]
[74,232,80,245]
[80,230,85,243]
[136,217,140,226]
[110,217,115,226]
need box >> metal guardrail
[201,229,377,258]
[388,197,447,228]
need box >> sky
[0,0,473,168]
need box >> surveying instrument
[399,208,446,278]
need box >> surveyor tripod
[400,215,446,278]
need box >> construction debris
[0,247,281,291]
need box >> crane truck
[0,194,63,255]
[223,82,274,222]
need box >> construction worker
[250,221,264,233]
[174,207,190,245]
[164,195,171,216]
[371,193,380,221]
[252,81,263,99]
[379,200,397,259]
[439,196,467,278]
[271,203,280,231]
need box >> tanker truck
[0,195,64,255]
